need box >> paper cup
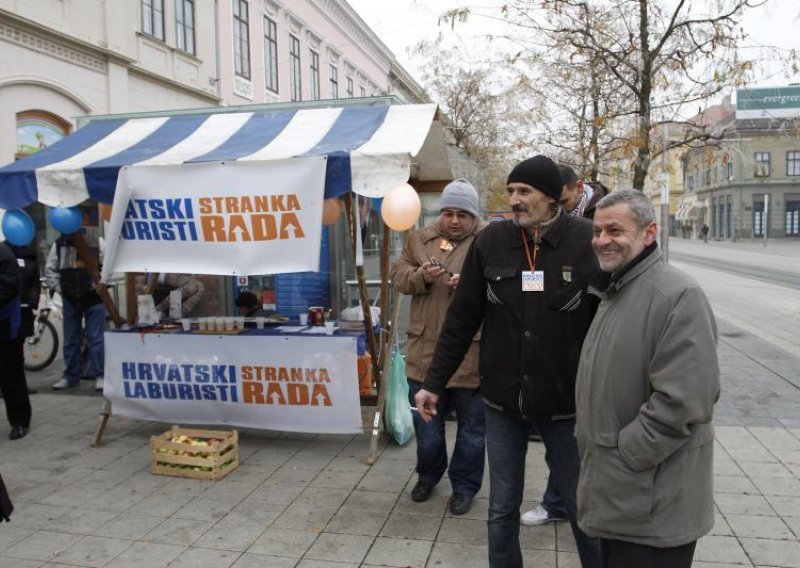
[255,317,265,330]
[198,318,207,331]
[216,317,225,331]
[181,318,191,331]
[299,313,309,325]
[235,316,245,330]
[225,317,235,331]
[324,321,336,335]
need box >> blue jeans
[62,299,106,383]
[407,379,485,496]
[542,468,568,518]
[484,405,601,568]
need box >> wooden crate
[150,425,239,481]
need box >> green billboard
[736,86,800,119]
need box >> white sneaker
[52,378,78,390]
[520,504,566,526]
[94,378,105,391]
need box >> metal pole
[661,125,670,262]
[763,193,769,247]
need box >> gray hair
[596,189,656,229]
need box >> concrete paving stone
[45,507,118,534]
[339,490,398,514]
[246,483,305,505]
[518,523,557,551]
[194,521,266,552]
[775,450,800,465]
[437,517,487,545]
[91,513,165,540]
[740,537,800,567]
[727,447,778,464]
[267,466,319,486]
[295,560,358,568]
[50,535,132,567]
[713,459,746,476]
[124,492,195,517]
[362,536,432,568]
[324,455,372,473]
[222,465,276,485]
[84,485,147,512]
[554,522,578,552]
[157,477,215,497]
[750,428,800,451]
[307,468,364,491]
[749,476,800,496]
[303,532,373,564]
[242,449,295,469]
[283,452,336,471]
[693,564,755,568]
[715,493,777,516]
[247,527,317,557]
[783,515,800,536]
[0,556,42,567]
[72,467,136,490]
[222,500,286,525]
[200,480,259,502]
[727,514,796,539]
[271,503,339,532]
[0,525,35,552]
[710,513,734,536]
[7,480,69,503]
[229,552,297,567]
[323,508,388,537]
[107,541,185,568]
[555,551,581,567]
[714,475,759,494]
[6,503,71,530]
[172,498,240,522]
[294,486,351,509]
[695,535,751,565]
[2,529,83,562]
[392,493,450,518]
[446,497,488,521]
[40,485,107,509]
[121,470,172,492]
[737,461,794,478]
[165,546,240,568]
[379,512,442,541]
[144,517,215,545]
[357,471,412,493]
[427,541,491,568]
[765,495,800,517]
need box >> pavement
[2,240,800,567]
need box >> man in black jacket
[415,155,601,568]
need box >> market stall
[0,98,452,448]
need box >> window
[16,110,70,160]
[727,160,734,180]
[753,201,766,236]
[703,169,711,186]
[754,152,771,177]
[787,151,800,176]
[289,35,302,101]
[686,174,694,191]
[142,0,164,40]
[786,201,800,235]
[263,15,278,92]
[346,76,353,98]
[329,64,339,98]
[360,85,366,98]
[233,0,250,79]
[175,0,195,54]
[309,50,320,101]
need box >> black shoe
[410,480,435,503]
[450,492,474,515]
[9,426,29,440]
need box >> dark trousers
[601,538,696,568]
[484,406,601,568]
[0,338,31,428]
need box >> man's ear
[644,221,658,245]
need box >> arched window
[15,110,71,160]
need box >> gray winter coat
[575,247,720,547]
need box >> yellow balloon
[322,198,341,225]
[380,183,421,231]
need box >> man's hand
[421,260,446,284]
[414,388,439,423]
[446,273,460,290]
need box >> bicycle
[23,280,61,372]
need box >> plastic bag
[385,348,414,446]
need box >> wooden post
[72,232,124,327]
[377,222,391,374]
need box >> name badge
[522,270,544,292]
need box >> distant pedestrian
[392,178,486,516]
[701,224,709,243]
[0,240,32,440]
[576,190,719,568]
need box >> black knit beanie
[507,155,563,201]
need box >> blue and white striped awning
[0,102,451,210]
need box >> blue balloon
[49,206,83,235]
[2,209,36,246]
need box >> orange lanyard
[521,228,538,272]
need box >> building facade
[680,87,800,240]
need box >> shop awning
[676,193,698,221]
[0,101,451,210]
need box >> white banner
[101,158,326,280]
[104,332,362,434]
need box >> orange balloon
[381,183,421,231]
[322,198,342,225]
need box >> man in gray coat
[575,190,719,568]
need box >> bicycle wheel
[23,319,59,371]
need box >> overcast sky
[348,0,800,93]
